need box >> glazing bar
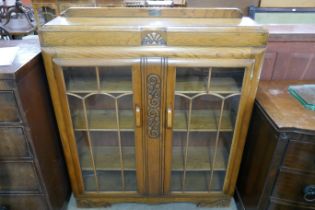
[207,67,212,94]
[208,99,225,191]
[82,98,100,191]
[96,66,101,90]
[115,98,126,191]
[182,98,193,192]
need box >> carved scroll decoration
[142,32,166,46]
[147,74,161,138]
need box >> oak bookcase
[39,8,268,207]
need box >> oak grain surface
[39,8,267,206]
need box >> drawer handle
[304,185,315,202]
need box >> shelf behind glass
[66,79,132,93]
[175,67,244,94]
[176,77,241,94]
[173,109,233,132]
[80,146,135,171]
[171,171,225,192]
[172,143,228,171]
[63,66,132,93]
[83,170,137,192]
[73,109,134,131]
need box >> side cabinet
[0,40,70,210]
[39,7,268,207]
[237,81,315,210]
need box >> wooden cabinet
[39,8,267,207]
[237,81,315,210]
[0,40,70,210]
[258,25,315,81]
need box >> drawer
[0,195,47,210]
[268,200,315,210]
[283,140,315,172]
[287,133,315,142]
[0,127,31,158]
[272,169,315,206]
[0,80,14,90]
[0,91,21,123]
[0,162,40,192]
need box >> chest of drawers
[0,39,70,210]
[237,81,315,210]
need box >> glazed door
[165,59,254,194]
[53,59,144,194]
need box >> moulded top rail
[61,7,243,18]
[39,8,268,47]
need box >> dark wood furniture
[0,39,70,210]
[1,18,36,39]
[248,6,315,81]
[237,80,315,210]
[261,25,315,80]
[0,0,36,39]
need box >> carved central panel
[147,74,161,138]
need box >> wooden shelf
[80,146,135,171]
[66,78,132,93]
[73,110,134,131]
[171,171,225,192]
[66,77,97,92]
[65,76,240,94]
[172,146,228,171]
[80,145,227,171]
[175,77,241,94]
[173,110,233,132]
[83,170,137,192]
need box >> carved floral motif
[147,74,161,138]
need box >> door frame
[50,58,145,196]
[164,58,256,195]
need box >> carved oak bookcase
[39,8,268,207]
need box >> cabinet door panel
[167,64,247,193]
[58,63,141,193]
